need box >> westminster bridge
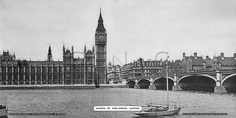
[126,69,236,93]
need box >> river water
[0,88,235,118]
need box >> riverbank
[0,85,95,90]
[0,84,126,90]
[99,84,127,88]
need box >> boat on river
[134,105,181,117]
[0,105,8,118]
[133,55,181,117]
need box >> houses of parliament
[0,11,107,85]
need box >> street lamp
[155,51,169,76]
[165,55,170,108]
[155,51,169,61]
[155,51,169,107]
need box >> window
[31,67,35,72]
[48,67,52,72]
[54,67,58,72]
[37,67,41,73]
[14,67,18,72]
[66,67,70,72]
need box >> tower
[95,9,107,84]
[63,46,73,85]
[47,45,53,61]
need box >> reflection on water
[132,116,165,118]
[0,88,235,118]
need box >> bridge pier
[124,85,129,88]
[134,84,140,89]
[149,84,156,90]
[148,78,156,90]
[214,71,227,93]
[134,80,140,89]
[172,74,182,91]
[214,86,227,93]
[172,85,182,91]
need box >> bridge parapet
[176,71,217,77]
[176,69,236,77]
[127,74,175,82]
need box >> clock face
[98,36,104,40]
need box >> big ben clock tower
[95,10,107,84]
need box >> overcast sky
[1,0,236,65]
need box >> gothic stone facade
[0,11,107,85]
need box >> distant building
[181,52,236,72]
[120,62,133,80]
[120,52,236,80]
[107,63,121,84]
[214,53,236,70]
[120,58,182,80]
[181,52,205,72]
[167,60,182,75]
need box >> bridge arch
[137,78,151,83]
[177,74,216,84]
[153,77,174,82]
[177,74,216,92]
[137,79,150,89]
[127,80,135,88]
[222,73,236,93]
[153,77,174,90]
[222,73,236,84]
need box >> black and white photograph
[0,0,236,118]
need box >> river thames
[0,88,235,118]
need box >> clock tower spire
[95,9,107,84]
[96,9,106,32]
